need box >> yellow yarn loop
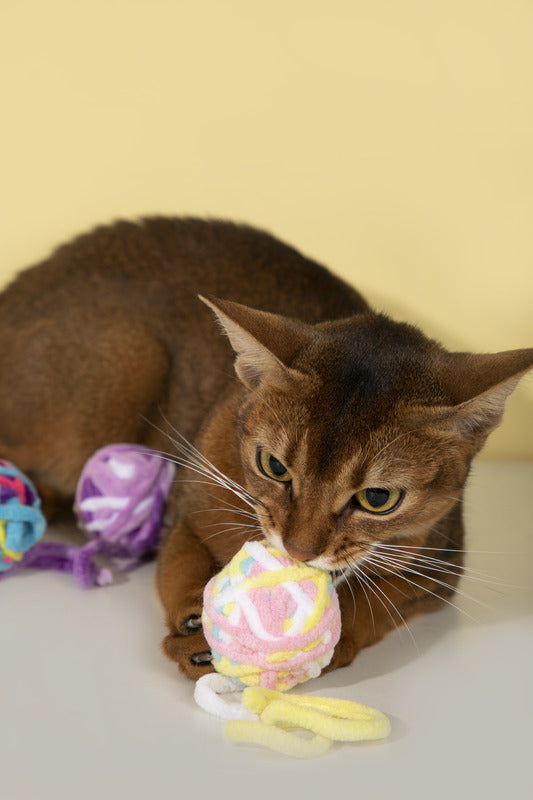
[224,687,391,757]
[225,721,332,759]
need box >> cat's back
[0,217,368,327]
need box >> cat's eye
[256,449,291,482]
[353,487,402,514]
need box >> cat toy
[0,460,47,572]
[0,444,175,588]
[195,540,391,758]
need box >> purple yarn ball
[74,444,176,558]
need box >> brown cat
[1,217,531,679]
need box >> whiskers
[338,545,419,649]
[196,507,264,545]
[337,537,510,651]
[202,522,264,546]
[141,412,267,543]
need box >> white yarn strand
[194,673,257,721]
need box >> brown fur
[1,217,531,680]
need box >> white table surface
[2,462,532,800]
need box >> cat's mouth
[261,527,339,573]
[261,527,375,586]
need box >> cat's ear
[410,348,533,437]
[199,295,313,389]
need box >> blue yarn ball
[0,460,46,571]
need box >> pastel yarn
[196,540,391,758]
[226,687,391,758]
[201,540,342,691]
[195,676,391,758]
[0,460,46,571]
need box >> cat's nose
[283,541,318,563]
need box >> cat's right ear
[408,347,533,440]
[199,295,313,390]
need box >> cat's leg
[327,505,464,673]
[157,519,219,680]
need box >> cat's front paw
[162,608,214,680]
[162,630,213,680]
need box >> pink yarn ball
[202,541,342,692]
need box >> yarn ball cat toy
[0,460,46,572]
[202,540,341,691]
[195,540,391,758]
[0,444,176,588]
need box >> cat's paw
[162,629,214,680]
[162,606,213,680]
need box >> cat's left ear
[199,295,313,389]
[412,347,533,438]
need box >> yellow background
[1,0,531,458]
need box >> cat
[1,216,531,679]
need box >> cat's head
[201,295,533,572]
